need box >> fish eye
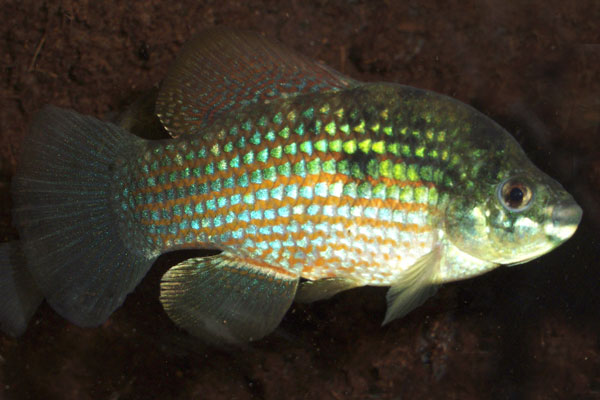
[497,178,534,212]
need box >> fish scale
[115,84,451,285]
[3,28,581,343]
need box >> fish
[0,28,582,343]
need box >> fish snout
[547,200,582,242]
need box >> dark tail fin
[10,106,155,328]
[0,242,43,336]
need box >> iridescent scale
[6,28,579,343]
[115,85,453,285]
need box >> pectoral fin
[295,278,363,303]
[160,253,299,344]
[383,247,442,325]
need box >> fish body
[119,84,457,284]
[0,29,581,343]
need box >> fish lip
[506,201,582,267]
[552,201,583,229]
[542,200,582,244]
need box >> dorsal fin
[156,28,358,137]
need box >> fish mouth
[545,200,583,242]
[508,200,582,267]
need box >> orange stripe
[236,257,298,279]
[148,213,434,247]
[135,146,313,193]
[138,193,432,227]
[134,168,435,225]
[132,163,434,198]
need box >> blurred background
[1,1,598,399]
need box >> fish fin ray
[295,277,363,303]
[156,28,358,137]
[383,246,442,325]
[160,252,299,344]
[0,241,44,336]
[11,106,155,327]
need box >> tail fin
[0,242,43,336]
[11,106,155,327]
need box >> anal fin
[295,277,362,303]
[160,252,299,344]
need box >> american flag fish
[0,29,582,343]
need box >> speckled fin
[295,278,362,303]
[0,241,43,336]
[383,246,442,325]
[11,106,154,327]
[156,28,358,137]
[160,252,299,344]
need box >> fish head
[443,123,582,267]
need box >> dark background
[1,1,599,399]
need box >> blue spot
[314,182,328,197]
[316,222,328,232]
[173,204,182,216]
[271,185,284,200]
[206,199,216,211]
[297,237,308,248]
[217,197,228,208]
[299,186,313,199]
[286,222,299,233]
[224,177,235,189]
[285,184,298,199]
[364,207,377,219]
[231,194,241,205]
[251,210,262,220]
[239,210,250,222]
[378,208,392,221]
[256,188,269,201]
[264,209,276,220]
[220,232,232,242]
[225,211,235,224]
[211,179,222,192]
[292,205,304,214]
[302,221,314,233]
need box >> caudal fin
[11,106,155,327]
[0,241,43,336]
